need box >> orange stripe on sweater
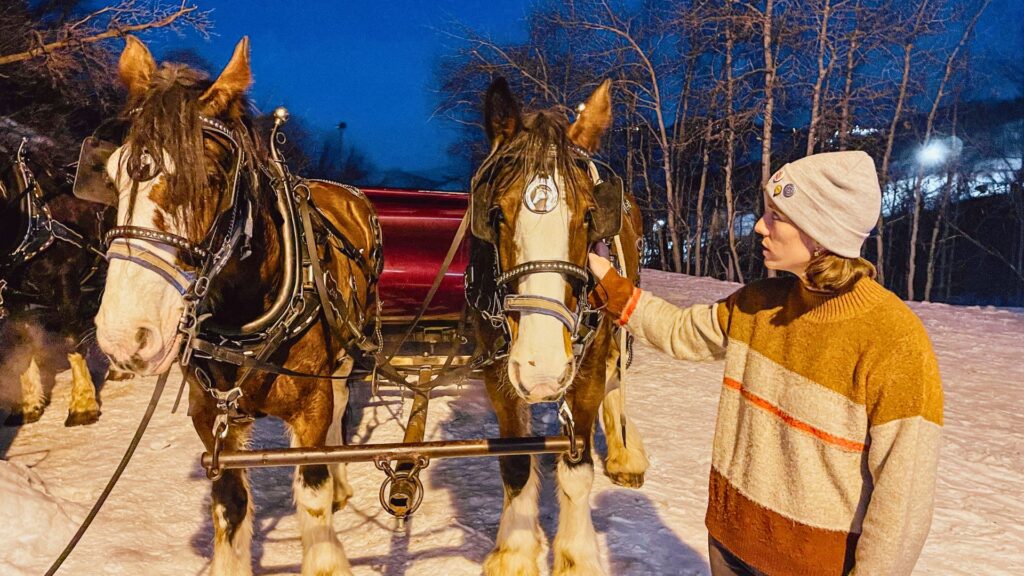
[617,287,643,326]
[723,377,865,452]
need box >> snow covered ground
[1,270,1022,575]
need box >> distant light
[657,219,666,226]
[916,141,948,167]
[851,125,878,136]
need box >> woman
[589,151,943,576]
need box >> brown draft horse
[90,37,380,575]
[0,140,119,427]
[468,78,649,575]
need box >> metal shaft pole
[200,435,582,471]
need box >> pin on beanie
[768,151,882,258]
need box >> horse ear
[200,37,252,117]
[569,79,613,153]
[118,35,156,101]
[484,77,521,147]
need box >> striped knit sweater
[616,276,943,576]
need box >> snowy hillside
[1,270,1022,575]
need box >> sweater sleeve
[853,333,944,576]
[622,290,728,361]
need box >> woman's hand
[588,253,613,280]
[587,253,637,318]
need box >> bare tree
[907,0,989,300]
[876,0,932,287]
[924,95,959,301]
[0,1,210,69]
[806,0,841,155]
[556,0,685,271]
[0,1,211,164]
[719,1,744,283]
[695,115,717,278]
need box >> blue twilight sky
[147,1,534,176]
[145,0,1023,178]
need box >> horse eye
[489,208,504,229]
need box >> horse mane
[122,63,265,238]
[477,109,591,200]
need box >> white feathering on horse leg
[602,351,649,487]
[17,356,45,422]
[66,353,100,426]
[327,356,355,512]
[483,458,545,576]
[210,495,254,576]
[293,424,351,576]
[293,468,352,576]
[552,460,606,576]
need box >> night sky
[146,0,1023,178]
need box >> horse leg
[553,385,607,576]
[65,352,101,426]
[290,397,352,576]
[326,357,354,512]
[600,350,648,488]
[192,410,254,576]
[483,379,544,576]
[4,356,46,425]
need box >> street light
[916,140,949,167]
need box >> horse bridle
[96,115,252,297]
[73,110,386,389]
[466,145,626,364]
[1,140,106,318]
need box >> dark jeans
[709,536,767,576]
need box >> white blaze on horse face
[507,170,575,403]
[94,145,185,375]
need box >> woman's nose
[754,215,768,236]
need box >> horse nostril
[135,327,151,348]
[559,363,573,385]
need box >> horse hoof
[4,407,44,426]
[65,409,101,427]
[331,491,352,513]
[607,471,645,489]
[332,481,354,513]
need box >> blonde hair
[804,252,877,293]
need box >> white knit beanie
[767,151,882,258]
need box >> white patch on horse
[601,351,649,485]
[327,356,354,510]
[553,460,606,575]
[94,145,185,375]
[483,458,545,576]
[16,356,45,420]
[507,167,575,401]
[210,500,254,576]
[66,352,100,425]
[290,434,352,576]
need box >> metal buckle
[558,401,584,464]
